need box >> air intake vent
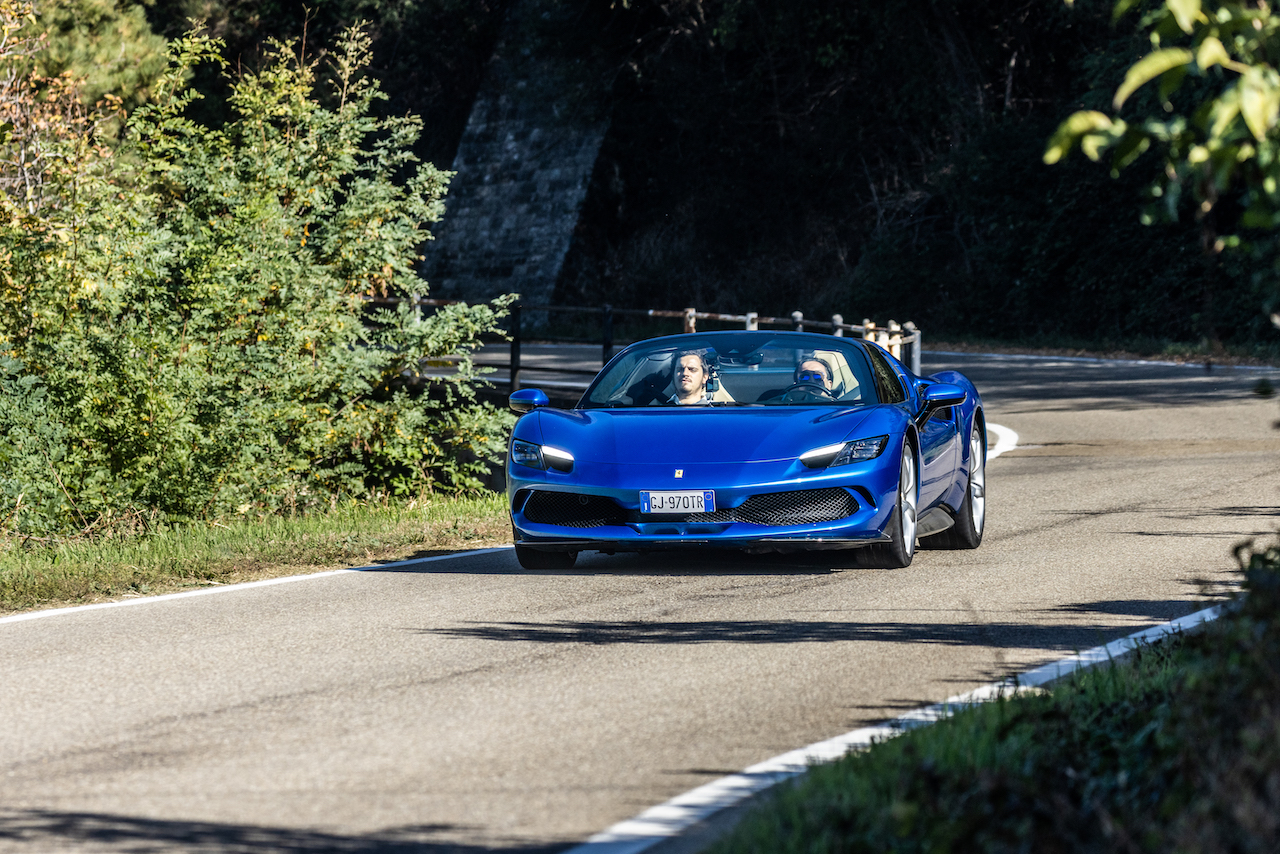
[524,491,626,528]
[680,488,857,525]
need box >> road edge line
[0,546,513,626]
[565,603,1225,854]
[986,423,1018,460]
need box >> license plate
[640,490,715,514]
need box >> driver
[669,350,714,405]
[794,356,834,390]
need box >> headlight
[800,435,888,469]
[510,440,574,472]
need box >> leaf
[1207,86,1242,139]
[1113,48,1195,109]
[1240,67,1280,141]
[1167,0,1203,34]
[1196,37,1232,72]
[1044,111,1114,164]
[1111,127,1152,170]
[1113,0,1144,23]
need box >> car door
[916,397,960,508]
[864,344,959,509]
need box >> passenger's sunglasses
[795,370,828,384]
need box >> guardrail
[371,297,922,392]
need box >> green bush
[0,17,513,536]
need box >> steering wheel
[778,381,835,403]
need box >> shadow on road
[366,547,862,577]
[414,606,1206,651]
[0,809,566,854]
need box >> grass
[0,492,511,616]
[711,538,1280,853]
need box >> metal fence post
[601,303,613,366]
[510,304,522,393]
[791,310,804,332]
[684,307,697,334]
[831,313,844,337]
[905,322,922,375]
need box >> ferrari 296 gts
[506,331,985,569]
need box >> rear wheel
[922,419,985,550]
[860,443,917,568]
[515,544,578,570]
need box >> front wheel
[515,544,578,570]
[859,443,917,569]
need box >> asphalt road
[2,353,1278,853]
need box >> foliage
[0,10,513,537]
[141,0,511,167]
[1048,0,1280,331]
[711,537,1280,853]
[543,0,1280,354]
[33,0,169,110]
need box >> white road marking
[0,547,513,626]
[566,603,1225,854]
[986,423,1018,460]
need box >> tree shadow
[414,615,1181,651]
[0,809,567,854]
[1047,597,1225,619]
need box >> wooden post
[863,319,875,342]
[601,303,613,366]
[831,313,844,337]
[684,307,697,334]
[791,310,804,332]
[745,311,758,330]
[510,304,522,393]
[888,320,902,360]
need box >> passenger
[794,356,834,390]
[669,350,714,405]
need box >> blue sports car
[506,331,985,569]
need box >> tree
[1045,0,1280,340]
[33,0,169,110]
[0,15,512,536]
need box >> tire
[515,544,578,570]
[859,442,917,569]
[921,418,986,550]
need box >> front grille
[524,491,626,528]
[679,488,858,526]
[522,487,857,529]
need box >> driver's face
[675,355,707,395]
[796,360,831,388]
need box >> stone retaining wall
[423,0,607,311]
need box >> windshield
[581,333,879,409]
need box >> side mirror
[916,383,966,427]
[509,388,550,414]
[923,383,966,408]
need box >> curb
[565,603,1225,854]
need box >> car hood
[532,407,876,465]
